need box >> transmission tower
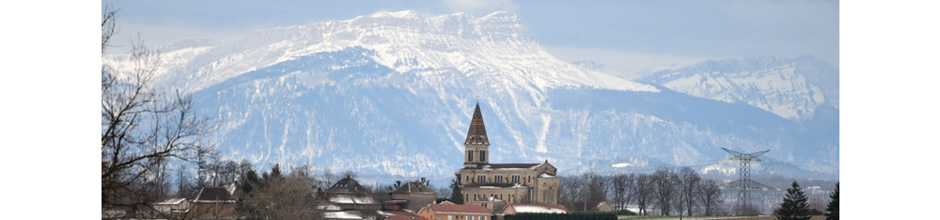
[722,147,769,214]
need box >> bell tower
[463,103,490,167]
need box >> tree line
[558,167,723,217]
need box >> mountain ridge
[102,11,838,183]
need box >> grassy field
[618,215,827,220]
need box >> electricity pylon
[722,147,769,214]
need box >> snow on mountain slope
[101,11,837,182]
[637,56,838,121]
[104,10,655,96]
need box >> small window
[468,150,473,162]
[480,150,485,161]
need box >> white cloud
[443,0,516,15]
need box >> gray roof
[391,181,436,195]
[194,187,235,201]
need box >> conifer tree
[825,182,839,220]
[450,173,464,204]
[776,181,811,220]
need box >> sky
[102,0,838,78]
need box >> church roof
[488,163,540,169]
[464,103,489,145]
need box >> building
[153,198,189,218]
[386,215,430,220]
[324,210,365,220]
[457,104,561,212]
[389,180,438,211]
[320,175,381,218]
[418,204,492,220]
[186,184,239,220]
[500,203,568,215]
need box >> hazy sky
[103,0,838,78]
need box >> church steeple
[465,103,489,145]
[464,103,490,167]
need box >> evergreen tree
[450,173,464,204]
[825,182,839,220]
[776,181,811,220]
[270,164,283,179]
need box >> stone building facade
[457,104,561,212]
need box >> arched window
[468,150,473,162]
[480,150,485,161]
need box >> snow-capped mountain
[103,11,838,183]
[637,56,839,121]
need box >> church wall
[532,177,560,204]
[461,187,529,204]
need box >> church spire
[464,103,489,145]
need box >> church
[457,103,560,211]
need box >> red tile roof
[387,216,429,220]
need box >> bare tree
[559,174,586,211]
[321,168,336,187]
[581,172,608,203]
[609,173,636,211]
[678,167,701,216]
[101,4,118,53]
[651,167,679,215]
[698,179,723,216]
[101,6,216,214]
[634,174,654,215]
[240,167,323,220]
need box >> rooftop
[193,187,235,202]
[391,181,436,195]
[504,203,568,214]
[425,204,491,215]
[464,103,489,145]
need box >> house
[324,210,365,220]
[386,215,430,220]
[389,180,438,211]
[418,204,492,220]
[457,104,561,212]
[320,175,381,218]
[500,203,568,215]
[153,197,189,218]
[185,184,239,220]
